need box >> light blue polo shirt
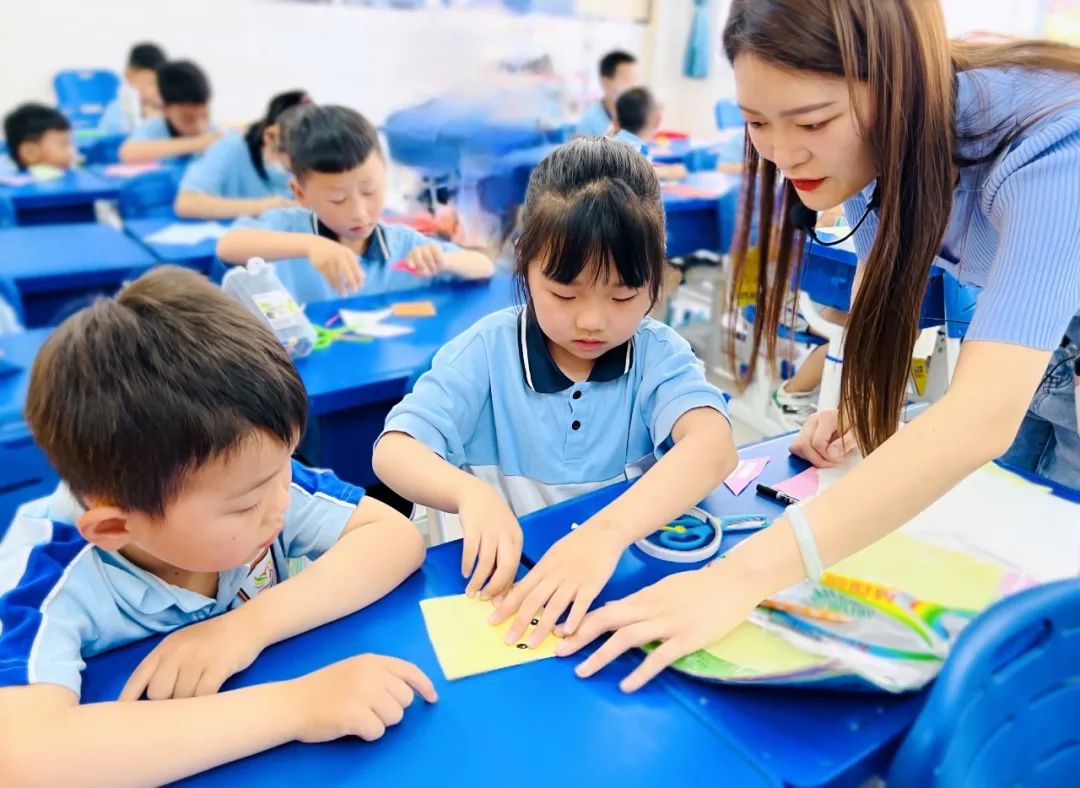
[0,460,363,697]
[97,99,130,135]
[180,132,292,201]
[380,306,730,517]
[575,100,613,137]
[230,207,463,304]
[844,67,1080,350]
[128,116,212,167]
[611,128,648,155]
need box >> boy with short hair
[0,266,435,785]
[98,41,168,134]
[575,50,639,138]
[217,104,494,303]
[613,87,688,181]
[119,59,220,165]
[1,103,75,174]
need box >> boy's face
[601,61,639,100]
[102,431,296,573]
[19,129,76,170]
[291,153,386,242]
[164,102,211,137]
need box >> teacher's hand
[790,409,855,468]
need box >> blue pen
[719,514,771,533]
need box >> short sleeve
[966,119,1080,349]
[282,461,365,560]
[179,135,233,194]
[636,324,730,452]
[379,331,491,466]
[128,116,166,142]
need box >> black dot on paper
[516,643,528,650]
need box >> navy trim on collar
[310,215,390,260]
[517,309,633,394]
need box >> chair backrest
[117,168,182,219]
[53,69,121,129]
[714,98,743,130]
[0,276,25,330]
[0,421,59,541]
[888,578,1080,787]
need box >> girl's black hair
[514,137,666,306]
[245,90,310,181]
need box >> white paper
[338,307,413,338]
[349,322,414,338]
[144,222,228,245]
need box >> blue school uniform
[843,67,1080,486]
[0,461,362,697]
[611,128,648,155]
[230,207,463,303]
[575,100,613,137]
[179,132,292,201]
[380,306,729,516]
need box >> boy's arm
[118,132,220,163]
[118,497,424,701]
[175,191,292,220]
[0,682,297,787]
[216,227,318,263]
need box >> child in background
[217,104,494,303]
[174,90,309,219]
[612,87,688,181]
[373,137,736,647]
[575,50,639,137]
[98,42,167,135]
[119,60,219,166]
[1,103,75,176]
[0,266,435,785]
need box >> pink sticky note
[103,162,161,178]
[724,456,770,495]
[774,467,820,501]
[392,260,420,275]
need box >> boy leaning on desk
[0,266,437,785]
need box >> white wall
[0,0,645,125]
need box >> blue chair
[53,69,120,130]
[889,578,1080,787]
[0,421,59,540]
[117,168,182,219]
[715,98,744,130]
[0,276,25,330]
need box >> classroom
[0,0,1077,785]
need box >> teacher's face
[733,53,876,211]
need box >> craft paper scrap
[391,300,437,318]
[702,621,829,675]
[724,456,770,495]
[145,222,228,245]
[338,307,413,338]
[774,467,820,501]
[103,162,161,178]
[420,594,558,680]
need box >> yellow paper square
[703,621,828,674]
[391,300,437,318]
[419,594,557,680]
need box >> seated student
[98,42,167,135]
[373,137,737,647]
[119,60,219,166]
[217,104,494,303]
[612,87,688,181]
[174,90,310,220]
[0,266,435,784]
[575,50,639,138]
[1,103,75,176]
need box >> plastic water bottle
[222,258,317,358]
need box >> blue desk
[79,542,777,788]
[0,223,157,326]
[662,171,740,258]
[297,274,517,486]
[123,217,224,274]
[0,169,119,226]
[518,434,925,787]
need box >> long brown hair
[723,0,1080,453]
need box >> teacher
[557,0,1080,691]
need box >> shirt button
[572,420,581,430]
[572,390,582,400]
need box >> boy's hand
[308,236,365,295]
[457,480,523,600]
[292,654,437,742]
[489,521,625,647]
[405,244,446,277]
[255,195,296,215]
[119,608,270,701]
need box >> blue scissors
[657,514,717,550]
